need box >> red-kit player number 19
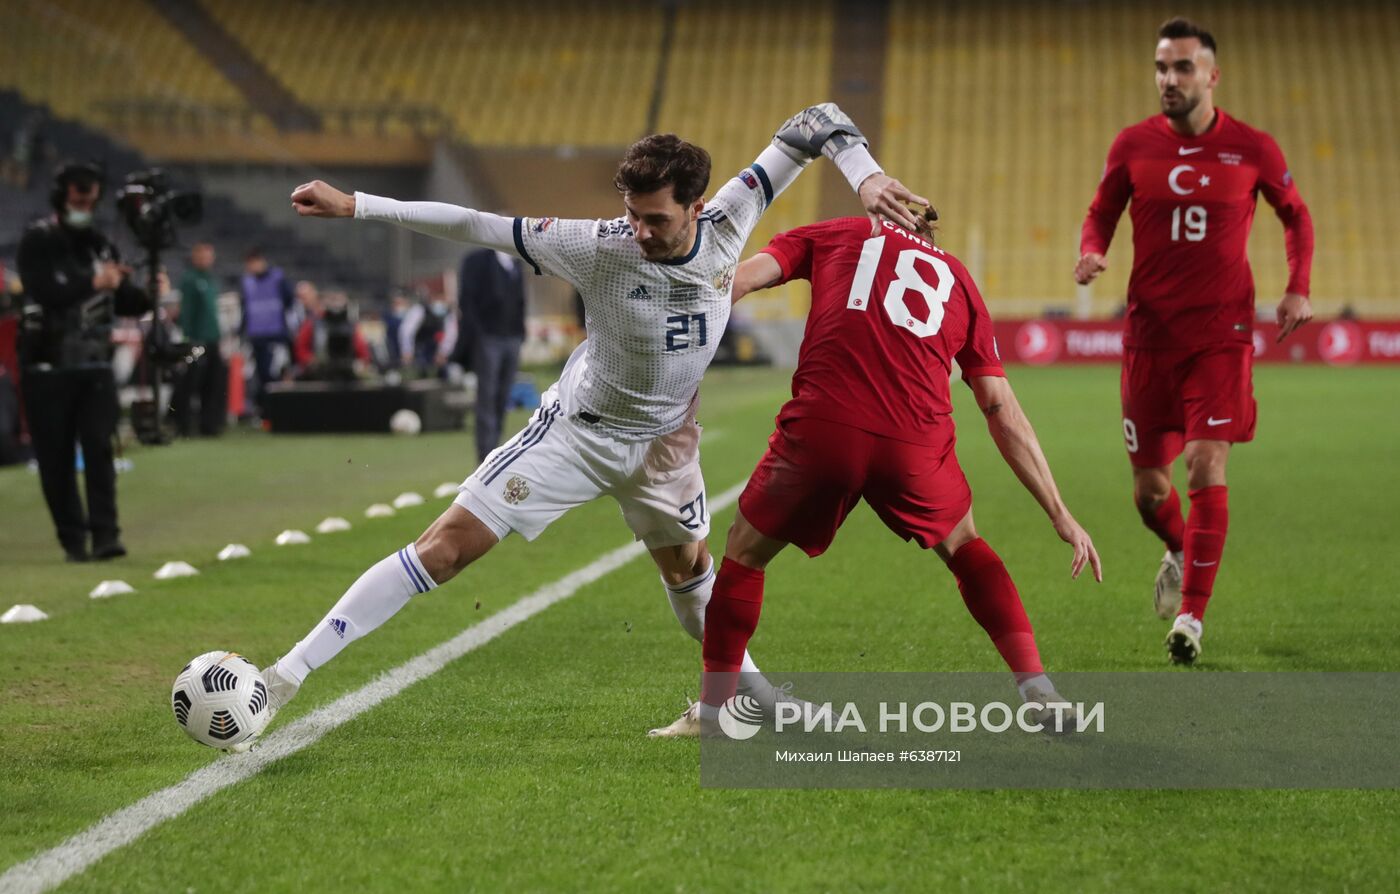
[1075,16,1314,665]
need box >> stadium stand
[0,90,388,299]
[2,0,1396,321]
[0,0,271,135]
[883,0,1400,317]
[201,0,664,144]
[655,0,837,321]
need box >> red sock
[700,558,765,707]
[1138,487,1185,554]
[1181,486,1228,620]
[946,538,1043,677]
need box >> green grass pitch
[2,364,1398,892]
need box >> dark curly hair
[613,134,711,206]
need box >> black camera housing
[115,169,202,252]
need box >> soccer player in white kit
[241,104,928,746]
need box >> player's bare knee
[1134,489,1166,514]
[653,541,708,586]
[934,513,978,562]
[1132,468,1172,509]
[415,509,497,582]
[722,517,775,570]
[1184,443,1229,489]
[414,526,467,581]
[690,540,713,577]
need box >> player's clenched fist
[1073,252,1108,285]
[291,180,355,218]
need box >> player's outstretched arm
[730,253,784,304]
[763,103,931,232]
[968,375,1103,582]
[291,180,517,253]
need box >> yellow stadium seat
[0,0,262,132]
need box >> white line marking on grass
[2,481,747,894]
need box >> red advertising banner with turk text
[995,319,1400,365]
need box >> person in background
[171,242,225,436]
[381,290,412,370]
[239,246,293,417]
[456,247,526,462]
[399,290,457,378]
[17,161,149,561]
[290,279,320,336]
[294,288,369,380]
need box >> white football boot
[224,663,300,753]
[1165,613,1203,665]
[1021,681,1079,735]
[648,700,701,738]
[1154,550,1184,620]
[647,681,816,737]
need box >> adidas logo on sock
[328,618,348,638]
[626,285,652,301]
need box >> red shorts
[1120,344,1257,468]
[737,416,972,557]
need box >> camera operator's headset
[50,160,105,212]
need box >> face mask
[63,209,93,229]
[431,302,448,317]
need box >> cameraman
[17,161,149,561]
[171,241,225,436]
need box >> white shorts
[455,390,710,550]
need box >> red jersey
[760,217,1004,448]
[1080,110,1313,350]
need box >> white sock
[663,559,761,674]
[278,543,437,683]
[1017,673,1056,701]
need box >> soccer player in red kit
[1075,18,1314,664]
[683,216,1101,733]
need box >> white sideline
[2,482,746,894]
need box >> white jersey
[513,167,773,440]
[354,136,882,442]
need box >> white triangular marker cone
[153,561,199,579]
[316,517,352,533]
[393,491,425,508]
[365,503,395,518]
[2,604,48,623]
[89,580,136,599]
[434,482,458,499]
[275,529,311,545]
[218,544,252,560]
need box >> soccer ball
[389,408,422,435]
[171,651,271,749]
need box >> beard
[639,224,692,261]
[1160,90,1200,120]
